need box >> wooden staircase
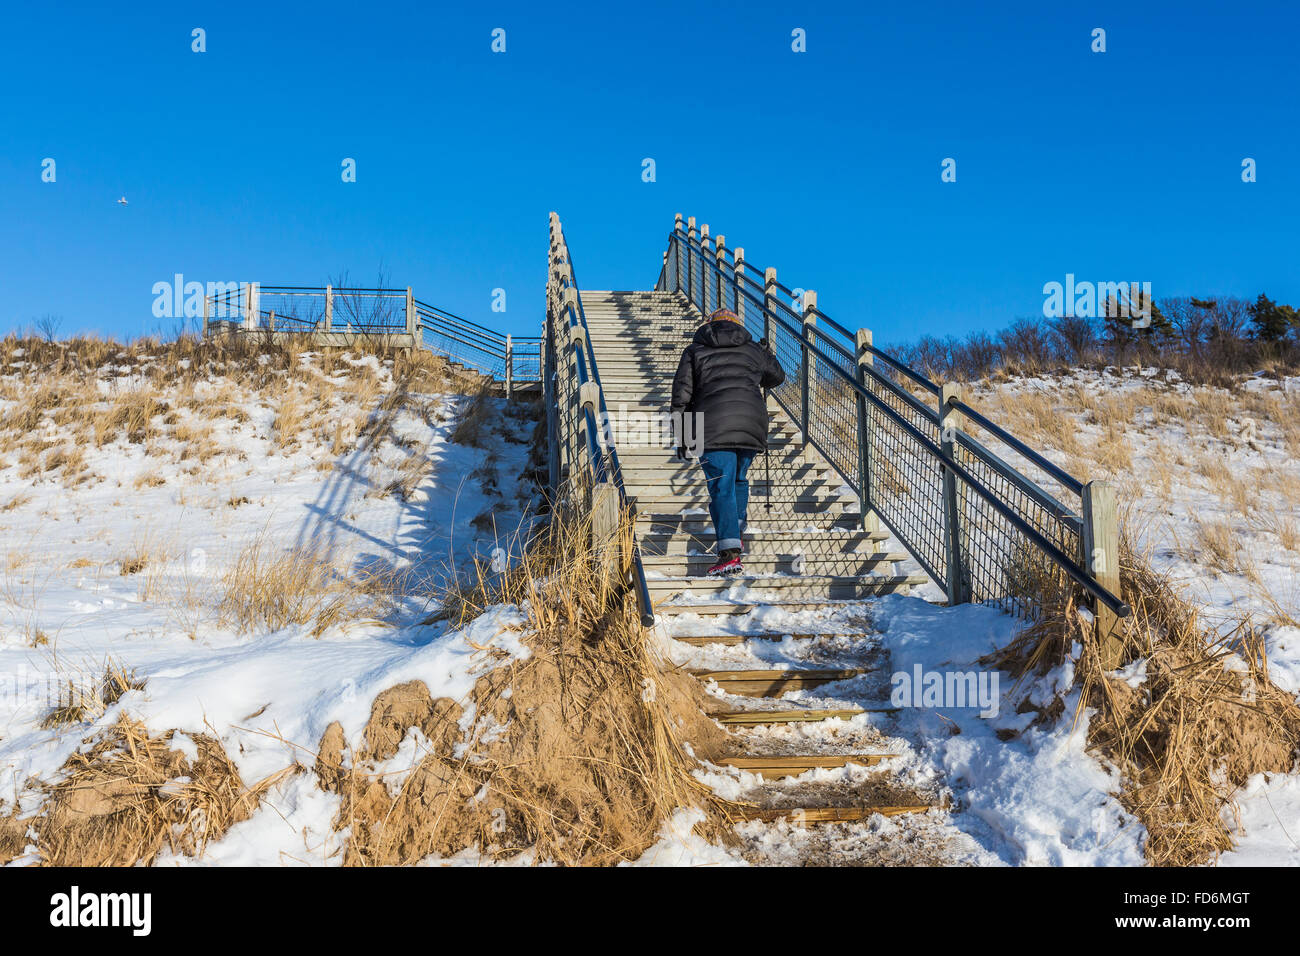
[583,289,939,830]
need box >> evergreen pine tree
[1103,285,1171,353]
[1247,293,1298,342]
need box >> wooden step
[631,494,854,513]
[646,574,927,600]
[717,754,894,778]
[641,551,906,577]
[623,476,840,497]
[707,708,874,725]
[636,513,864,534]
[694,666,873,696]
[655,598,867,616]
[671,631,861,646]
[638,530,888,557]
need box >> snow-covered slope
[0,349,538,864]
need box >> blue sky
[2,0,1297,348]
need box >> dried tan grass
[0,493,32,512]
[216,531,407,636]
[33,717,293,866]
[989,537,1300,866]
[0,333,469,491]
[317,484,727,865]
[41,661,145,729]
[1191,518,1243,575]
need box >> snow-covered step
[692,666,875,696]
[616,464,836,486]
[613,438,808,459]
[653,598,867,616]
[617,447,819,467]
[671,631,862,646]
[637,529,888,556]
[732,803,935,824]
[706,707,881,725]
[646,573,927,600]
[716,754,895,778]
[637,516,865,537]
[626,486,852,509]
[624,484,844,505]
[641,550,906,577]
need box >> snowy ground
[637,367,1300,867]
[648,595,1145,866]
[2,357,1297,866]
[971,367,1300,630]
[967,368,1300,866]
[0,352,538,864]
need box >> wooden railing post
[733,247,744,319]
[1083,480,1123,669]
[325,284,333,332]
[591,478,620,584]
[800,290,817,449]
[763,267,776,357]
[505,333,514,402]
[855,328,880,535]
[670,213,684,294]
[714,234,726,314]
[202,293,209,336]
[700,224,712,314]
[940,383,970,605]
[686,217,697,305]
[245,282,260,331]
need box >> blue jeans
[699,449,755,551]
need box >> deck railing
[543,212,655,626]
[203,283,540,389]
[656,214,1129,647]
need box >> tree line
[891,294,1300,385]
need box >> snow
[0,355,537,863]
[662,593,1147,865]
[969,367,1300,634]
[2,356,1296,866]
[1219,773,1300,866]
[624,809,747,867]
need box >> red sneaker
[707,551,744,577]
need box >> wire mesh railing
[656,214,1130,625]
[202,283,540,388]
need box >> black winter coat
[671,320,786,453]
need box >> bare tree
[330,266,398,332]
[1049,314,1100,365]
[34,313,63,343]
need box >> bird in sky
[117,196,128,205]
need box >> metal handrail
[204,283,540,385]
[706,233,944,397]
[949,399,1086,498]
[547,215,656,627]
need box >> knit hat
[709,308,740,323]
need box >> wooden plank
[708,708,871,725]
[671,632,856,646]
[653,600,849,616]
[732,804,934,823]
[694,668,871,681]
[717,754,893,778]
